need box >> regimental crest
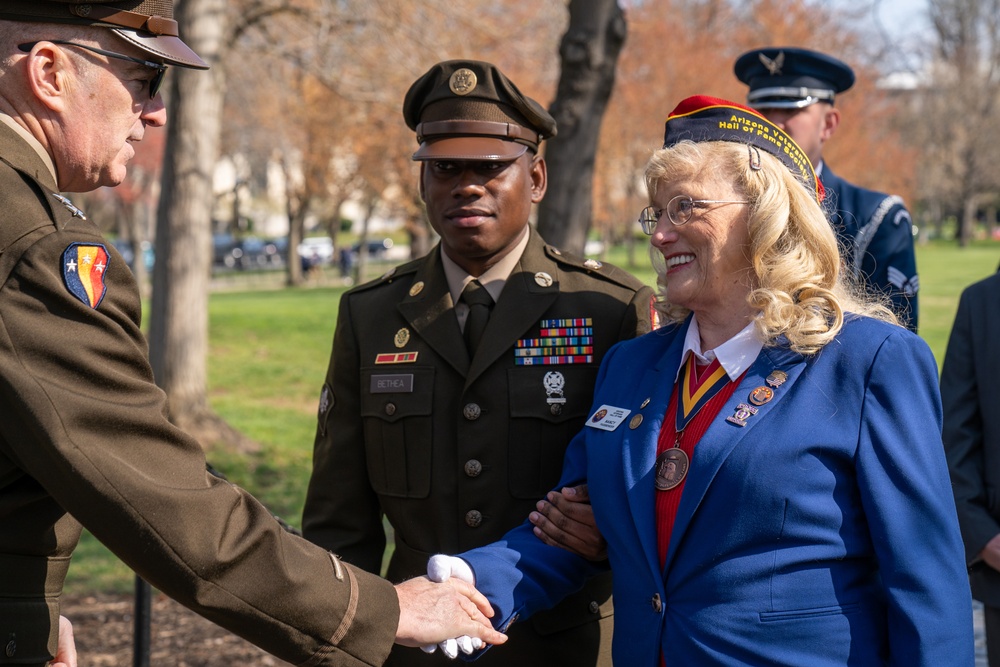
[62,243,109,308]
[759,51,785,76]
[449,68,478,96]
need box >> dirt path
[62,593,286,666]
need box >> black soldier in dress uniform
[735,47,919,331]
[302,59,653,666]
[0,4,505,665]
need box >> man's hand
[529,484,607,561]
[981,534,1000,571]
[51,615,77,667]
[422,555,482,658]
[394,576,507,649]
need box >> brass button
[465,510,483,527]
[550,403,563,416]
[5,638,14,658]
[464,460,483,477]
[650,593,662,613]
[463,403,481,420]
[384,402,396,416]
[588,601,600,614]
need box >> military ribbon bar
[516,355,593,366]
[540,318,593,328]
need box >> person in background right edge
[942,266,1000,666]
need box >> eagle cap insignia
[759,51,785,76]
[449,68,478,96]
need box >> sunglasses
[18,40,167,99]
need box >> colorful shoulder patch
[62,243,110,309]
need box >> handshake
[420,555,485,659]
[394,555,502,656]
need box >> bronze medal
[748,386,774,406]
[654,448,689,491]
[629,414,643,429]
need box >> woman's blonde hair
[644,140,897,355]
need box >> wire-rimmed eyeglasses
[638,195,749,235]
[18,40,167,99]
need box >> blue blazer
[463,316,973,666]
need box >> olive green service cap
[0,0,208,69]
[403,59,556,161]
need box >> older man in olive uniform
[0,5,506,666]
[734,47,919,332]
[302,60,653,666]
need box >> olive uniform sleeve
[0,225,398,666]
[302,289,389,573]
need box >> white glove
[420,555,483,658]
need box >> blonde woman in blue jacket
[427,96,973,666]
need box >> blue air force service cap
[403,59,557,161]
[734,47,854,110]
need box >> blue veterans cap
[734,47,854,110]
[662,95,823,203]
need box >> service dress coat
[0,124,398,667]
[462,315,973,666]
[942,271,1000,608]
[303,229,652,666]
[820,165,919,331]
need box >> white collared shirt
[676,316,763,383]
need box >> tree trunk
[149,0,254,451]
[536,0,626,254]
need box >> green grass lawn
[63,238,1000,593]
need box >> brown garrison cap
[0,0,208,69]
[403,59,556,161]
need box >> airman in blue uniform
[735,47,919,331]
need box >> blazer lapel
[662,343,806,574]
[396,247,470,376]
[465,231,558,386]
[622,325,688,580]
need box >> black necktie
[461,279,493,358]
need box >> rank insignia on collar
[62,243,109,308]
[52,193,87,220]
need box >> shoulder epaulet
[344,257,422,295]
[544,244,645,292]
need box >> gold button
[385,403,396,416]
[464,460,483,477]
[650,593,662,613]
[465,510,483,527]
[463,403,481,420]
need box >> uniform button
[550,403,563,416]
[464,460,483,477]
[384,402,396,416]
[588,601,600,614]
[650,593,662,613]
[463,403,481,420]
[5,637,14,658]
[465,510,483,527]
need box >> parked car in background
[297,237,335,266]
[213,234,284,271]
